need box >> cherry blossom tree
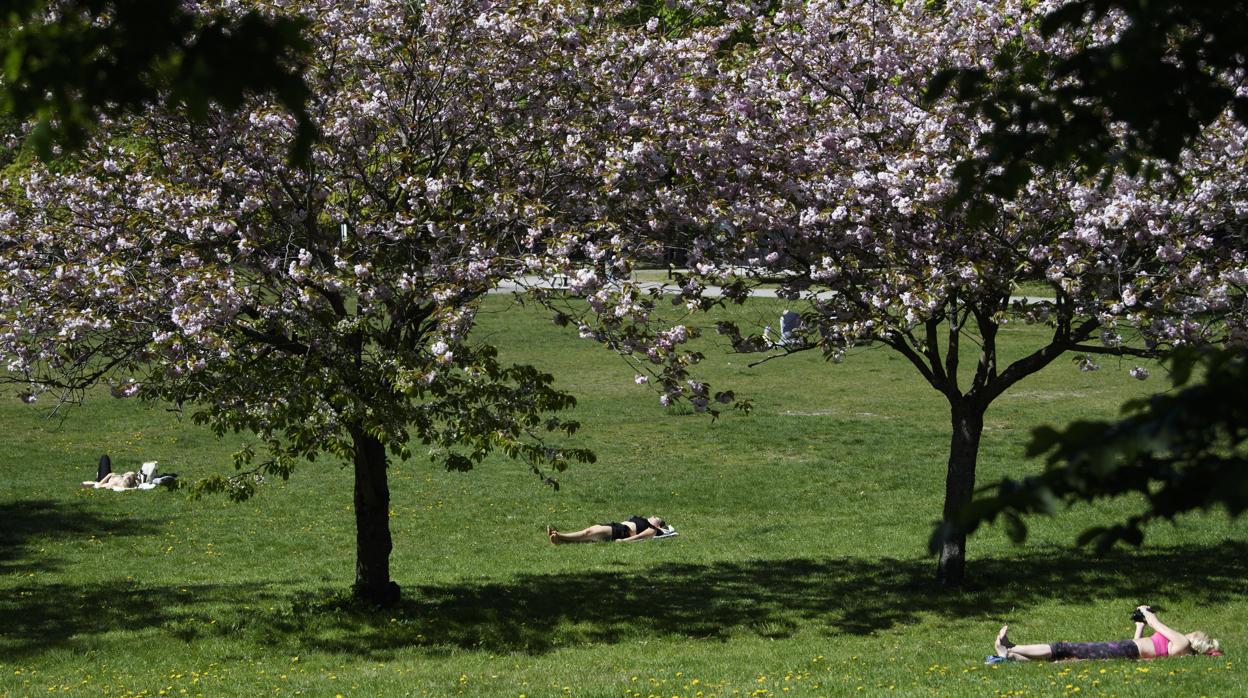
[552,0,1248,586]
[928,0,1248,550]
[0,0,610,606]
[929,0,1248,206]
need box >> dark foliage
[0,0,314,160]
[934,347,1248,553]
[927,0,1248,218]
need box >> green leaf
[29,117,52,160]
[1002,512,1028,544]
[924,68,960,103]
[3,45,24,82]
[1025,425,1061,458]
[1075,526,1108,547]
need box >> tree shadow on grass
[0,580,295,659]
[272,541,1248,658]
[0,498,162,575]
[4,542,1245,659]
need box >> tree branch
[883,332,945,392]
[945,297,963,398]
[983,317,1101,404]
[745,343,819,368]
[234,324,311,355]
[1069,343,1159,358]
[924,315,949,386]
[969,301,1001,397]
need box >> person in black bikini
[547,516,667,544]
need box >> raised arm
[1133,621,1145,640]
[1139,606,1191,655]
[617,528,658,543]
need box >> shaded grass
[7,543,1245,657]
[0,296,1242,697]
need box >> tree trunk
[936,401,985,588]
[351,428,400,606]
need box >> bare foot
[995,625,1013,657]
[547,526,559,545]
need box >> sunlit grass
[1,295,1242,697]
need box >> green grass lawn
[1,296,1242,697]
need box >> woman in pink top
[992,606,1222,662]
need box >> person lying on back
[547,516,668,544]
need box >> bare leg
[995,625,1013,656]
[93,473,123,489]
[550,524,614,544]
[1005,644,1054,661]
[996,625,1052,661]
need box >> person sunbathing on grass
[547,516,668,544]
[82,471,139,490]
[991,606,1222,662]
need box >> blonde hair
[1188,631,1221,655]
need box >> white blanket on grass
[645,526,678,541]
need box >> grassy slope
[1,296,1242,697]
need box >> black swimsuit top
[625,516,653,535]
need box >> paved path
[492,275,1053,305]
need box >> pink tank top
[1151,633,1169,657]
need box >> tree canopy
[5,0,1246,597]
[0,0,610,605]
[925,0,1248,550]
[544,0,1248,586]
[928,0,1248,210]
